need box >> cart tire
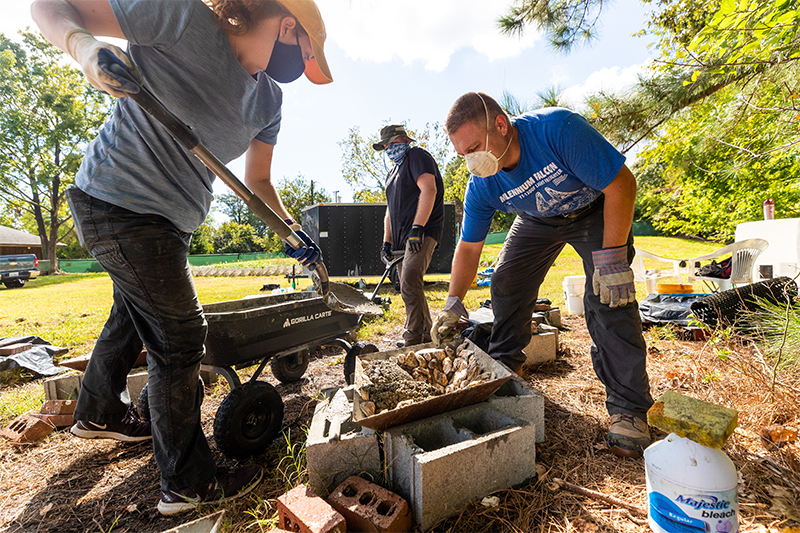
[136,377,205,425]
[270,349,310,383]
[3,279,26,289]
[344,341,379,385]
[137,384,150,424]
[214,382,283,459]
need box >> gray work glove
[591,245,635,308]
[64,28,141,97]
[431,296,468,347]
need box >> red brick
[327,476,413,533]
[277,485,346,533]
[31,413,75,428]
[40,400,77,415]
[0,414,54,443]
[0,343,32,356]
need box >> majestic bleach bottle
[645,433,739,533]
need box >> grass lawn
[0,235,721,423]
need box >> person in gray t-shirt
[32,0,332,515]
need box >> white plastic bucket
[645,433,739,533]
[562,275,585,315]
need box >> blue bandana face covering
[266,32,305,83]
[385,142,409,164]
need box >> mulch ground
[1,313,799,532]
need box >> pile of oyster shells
[357,343,496,417]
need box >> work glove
[406,225,424,254]
[591,245,635,308]
[431,296,468,347]
[380,242,393,264]
[64,29,142,97]
[284,225,322,270]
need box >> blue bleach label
[649,491,738,533]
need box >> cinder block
[485,373,546,443]
[523,324,557,366]
[385,405,537,531]
[0,343,32,356]
[328,475,413,533]
[307,387,381,496]
[648,391,738,449]
[43,372,84,401]
[126,371,149,404]
[1,414,55,443]
[277,484,346,533]
[543,307,561,328]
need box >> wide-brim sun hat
[276,0,332,84]
[373,124,415,151]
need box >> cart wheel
[344,341,379,385]
[270,349,310,383]
[136,377,205,425]
[213,381,284,460]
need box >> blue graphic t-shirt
[460,108,625,243]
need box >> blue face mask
[385,142,409,164]
[266,31,305,83]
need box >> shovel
[98,51,381,316]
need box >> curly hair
[445,92,508,135]
[204,0,292,35]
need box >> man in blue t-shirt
[431,92,653,458]
[373,124,445,346]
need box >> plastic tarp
[638,293,710,326]
[0,336,68,376]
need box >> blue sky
[5,0,656,207]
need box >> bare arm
[413,172,437,227]
[447,239,484,300]
[244,139,293,221]
[600,164,637,248]
[383,208,391,243]
[31,0,124,50]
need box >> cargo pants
[488,198,653,419]
[67,187,216,493]
[396,237,438,345]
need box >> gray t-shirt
[76,0,282,233]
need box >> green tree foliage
[338,122,452,202]
[278,174,331,222]
[212,221,269,254]
[0,32,110,270]
[634,85,800,241]
[217,192,268,237]
[498,0,605,51]
[189,221,215,255]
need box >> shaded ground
[1,314,799,532]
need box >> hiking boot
[70,405,151,443]
[157,465,264,516]
[608,413,651,458]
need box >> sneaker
[158,465,263,516]
[608,413,651,458]
[71,406,151,443]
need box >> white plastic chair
[632,248,685,295]
[687,238,769,292]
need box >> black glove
[284,229,322,270]
[406,225,424,254]
[380,241,393,264]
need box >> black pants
[488,200,653,419]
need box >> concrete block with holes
[277,484,346,533]
[523,324,558,366]
[306,387,381,497]
[485,372,546,443]
[43,372,84,401]
[327,475,413,533]
[384,404,537,531]
[1,414,55,443]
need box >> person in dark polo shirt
[374,124,444,347]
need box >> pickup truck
[0,254,39,288]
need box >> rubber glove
[406,225,424,253]
[64,29,141,97]
[380,242,392,264]
[591,245,635,308]
[430,296,468,347]
[284,224,322,270]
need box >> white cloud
[2,0,35,39]
[319,0,542,71]
[561,62,651,109]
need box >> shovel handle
[98,51,329,294]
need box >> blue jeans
[67,187,216,492]
[488,199,653,419]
